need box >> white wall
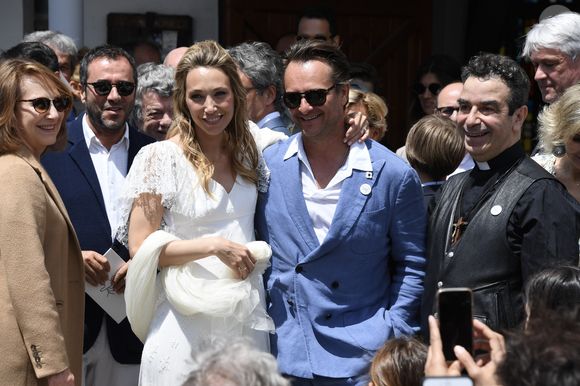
[0,0,218,51]
[0,1,25,50]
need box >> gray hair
[22,30,78,63]
[184,338,290,386]
[228,41,284,113]
[522,12,580,61]
[131,63,175,128]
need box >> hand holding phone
[437,288,473,361]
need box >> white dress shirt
[82,116,130,241]
[284,134,372,244]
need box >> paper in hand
[84,248,127,323]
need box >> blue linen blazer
[259,114,292,136]
[255,138,427,379]
[41,114,155,363]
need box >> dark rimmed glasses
[283,85,336,109]
[413,82,442,96]
[86,80,135,96]
[18,96,71,113]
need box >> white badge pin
[360,183,372,195]
[490,205,502,216]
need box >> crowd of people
[0,5,579,386]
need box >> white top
[82,115,129,240]
[532,153,557,175]
[284,134,372,244]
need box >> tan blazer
[0,148,84,386]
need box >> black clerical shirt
[456,143,579,279]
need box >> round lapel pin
[490,205,502,216]
[360,183,371,195]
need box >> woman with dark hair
[524,265,580,323]
[120,40,285,385]
[0,59,83,386]
[409,54,461,124]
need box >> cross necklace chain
[450,159,522,246]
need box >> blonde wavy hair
[167,40,259,194]
[0,58,73,155]
[347,89,388,140]
[538,83,580,153]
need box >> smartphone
[423,376,474,386]
[437,287,473,361]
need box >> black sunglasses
[413,82,441,95]
[435,106,459,116]
[283,85,337,109]
[86,80,135,96]
[18,96,71,113]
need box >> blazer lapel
[67,117,108,219]
[127,126,141,171]
[279,154,320,252]
[314,159,385,258]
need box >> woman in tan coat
[0,59,84,386]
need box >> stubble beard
[86,102,131,134]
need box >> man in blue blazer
[255,40,427,386]
[42,45,155,386]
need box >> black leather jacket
[421,157,556,333]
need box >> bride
[118,40,284,385]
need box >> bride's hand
[211,237,257,279]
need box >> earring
[552,142,566,158]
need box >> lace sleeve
[248,121,287,193]
[115,142,179,246]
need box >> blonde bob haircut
[167,40,259,195]
[405,114,464,181]
[348,89,388,141]
[0,58,73,155]
[538,83,580,153]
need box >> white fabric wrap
[125,230,274,342]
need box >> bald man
[163,47,188,69]
[436,82,474,176]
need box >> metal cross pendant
[451,217,469,244]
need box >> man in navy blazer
[255,40,427,386]
[42,45,154,386]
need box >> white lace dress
[119,128,284,385]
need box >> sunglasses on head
[86,80,135,96]
[413,82,441,95]
[283,85,336,109]
[18,96,71,114]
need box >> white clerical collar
[476,160,491,170]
